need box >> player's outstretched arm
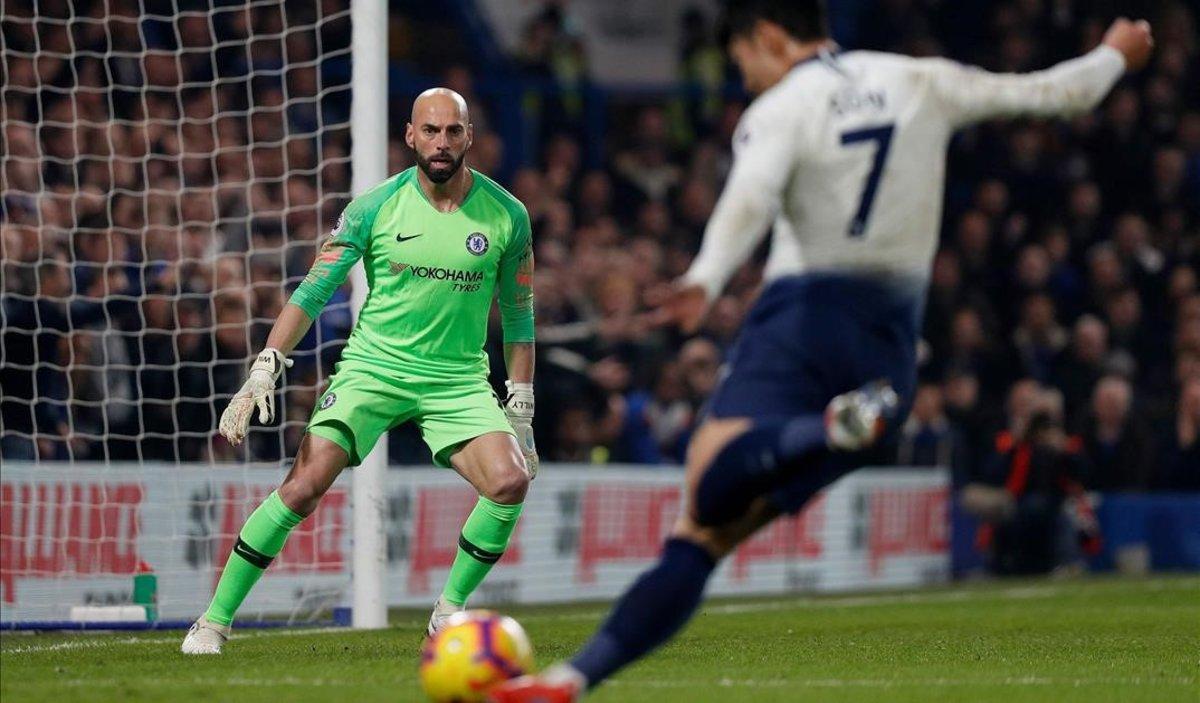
[219,218,365,446]
[655,92,800,333]
[927,17,1153,127]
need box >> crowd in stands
[2,1,1197,496]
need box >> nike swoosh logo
[395,234,423,242]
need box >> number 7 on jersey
[840,124,895,238]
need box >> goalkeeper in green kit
[182,89,537,654]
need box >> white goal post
[348,0,388,631]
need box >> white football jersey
[684,46,1126,299]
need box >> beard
[415,149,465,184]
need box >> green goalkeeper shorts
[306,363,514,468]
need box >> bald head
[411,87,470,123]
[407,87,472,184]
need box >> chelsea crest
[465,232,489,256]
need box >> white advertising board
[1,464,948,623]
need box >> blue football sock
[570,538,716,688]
[693,415,827,525]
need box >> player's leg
[419,381,528,634]
[184,366,401,654]
[686,279,908,526]
[440,432,528,610]
[487,420,779,701]
[205,434,348,620]
[490,279,916,699]
[182,434,348,654]
[691,379,898,526]
[556,418,775,688]
[489,415,868,701]
[544,366,903,685]
[565,440,779,685]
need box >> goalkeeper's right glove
[219,348,292,445]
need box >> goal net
[1,0,357,625]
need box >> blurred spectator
[613,107,683,210]
[895,382,961,469]
[941,368,992,483]
[676,6,726,137]
[1103,286,1162,380]
[1156,378,1200,491]
[641,360,695,464]
[964,411,1096,576]
[1012,293,1067,383]
[1080,376,1155,491]
[941,307,1015,402]
[517,4,589,139]
[1051,315,1116,420]
[678,337,721,407]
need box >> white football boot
[824,380,900,452]
[180,616,231,654]
[425,595,464,638]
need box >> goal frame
[348,0,388,631]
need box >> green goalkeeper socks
[204,490,305,626]
[441,496,524,606]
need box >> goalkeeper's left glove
[504,381,538,480]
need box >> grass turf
[2,575,1197,703]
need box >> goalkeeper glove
[219,348,293,445]
[504,380,538,480]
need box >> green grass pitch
[3,576,1197,703]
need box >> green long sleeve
[497,208,535,343]
[288,235,364,319]
[287,175,398,318]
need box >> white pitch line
[22,677,368,688]
[0,636,178,654]
[0,626,346,654]
[4,579,1196,655]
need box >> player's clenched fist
[219,348,293,445]
[504,380,538,479]
[1103,18,1153,71]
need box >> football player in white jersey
[490,2,1152,700]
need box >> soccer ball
[419,610,535,702]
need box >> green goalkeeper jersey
[288,167,534,381]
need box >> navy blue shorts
[706,273,923,513]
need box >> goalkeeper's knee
[482,465,529,505]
